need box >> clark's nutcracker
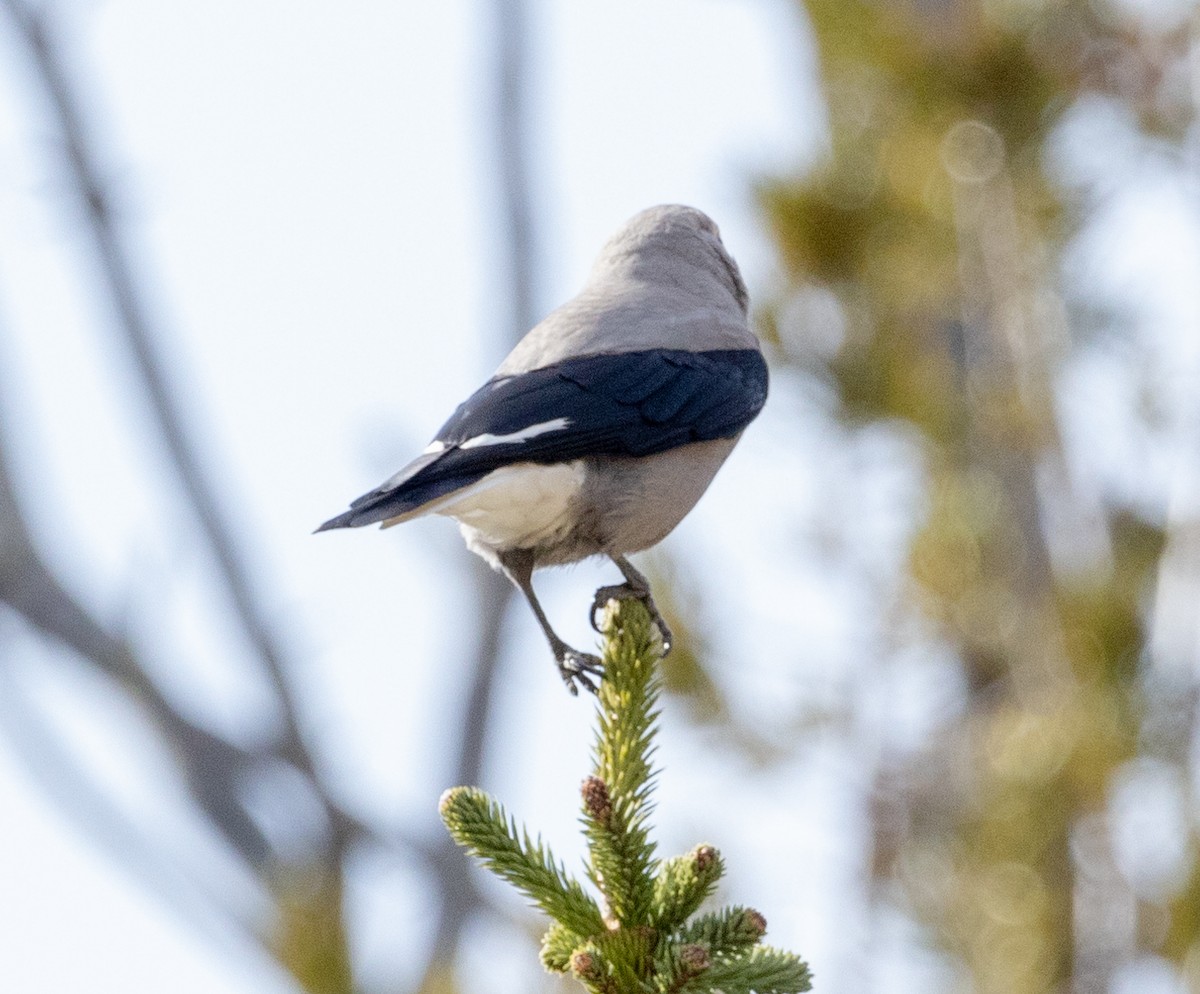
[318,205,767,693]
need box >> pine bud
[581,776,613,824]
[679,943,711,974]
[744,908,767,937]
[570,950,601,980]
[693,844,718,872]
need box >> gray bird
[318,205,767,693]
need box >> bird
[318,204,768,693]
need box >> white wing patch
[458,417,571,450]
[421,440,447,455]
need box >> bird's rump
[318,347,767,531]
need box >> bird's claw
[590,583,634,631]
[590,583,674,654]
[556,648,604,696]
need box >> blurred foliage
[758,0,1200,991]
[274,868,355,994]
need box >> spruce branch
[589,925,657,991]
[583,600,662,926]
[655,907,771,991]
[570,946,623,994]
[674,906,767,957]
[438,787,605,937]
[693,945,814,994]
[542,922,587,973]
[652,845,724,928]
[655,942,711,994]
[439,598,812,994]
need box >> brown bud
[693,844,718,872]
[581,776,613,823]
[679,943,710,974]
[744,908,767,937]
[570,950,599,979]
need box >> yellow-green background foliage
[759,2,1198,991]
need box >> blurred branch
[0,644,268,954]
[946,129,1061,609]
[1,1,571,991]
[416,0,542,987]
[0,375,453,982]
[1149,16,1200,681]
[491,0,540,342]
[0,5,474,989]
[0,406,278,868]
[0,0,331,817]
[420,564,512,963]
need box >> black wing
[318,347,767,530]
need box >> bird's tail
[315,469,486,533]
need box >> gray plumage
[319,204,767,693]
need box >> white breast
[434,460,586,559]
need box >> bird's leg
[590,554,673,653]
[499,550,603,695]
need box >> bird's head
[595,204,749,315]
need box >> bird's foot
[555,645,604,696]
[590,582,673,654]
